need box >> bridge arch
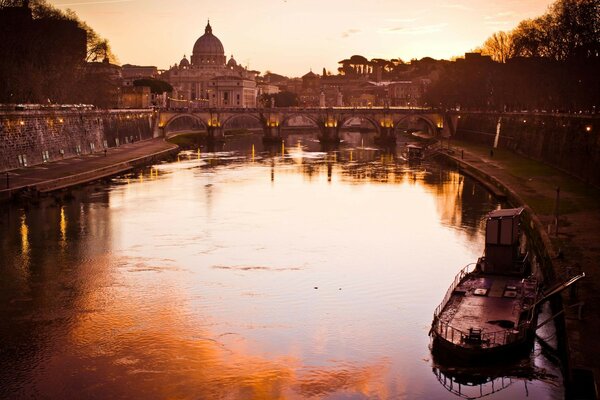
[221,113,264,130]
[394,115,438,136]
[339,115,381,132]
[280,113,321,128]
[163,113,208,138]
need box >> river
[0,132,562,399]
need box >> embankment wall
[454,113,600,186]
[0,109,155,172]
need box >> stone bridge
[156,107,457,144]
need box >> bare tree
[479,31,513,63]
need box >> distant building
[163,21,258,108]
[297,70,321,106]
[121,64,159,86]
[389,79,430,107]
[121,86,151,108]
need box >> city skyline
[50,0,555,76]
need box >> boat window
[486,219,499,244]
[500,218,513,244]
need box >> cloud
[383,23,447,35]
[483,11,516,26]
[484,20,512,26]
[440,3,472,11]
[341,28,361,38]
[385,17,419,23]
[484,11,515,20]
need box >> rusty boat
[430,208,541,360]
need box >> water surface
[0,133,562,399]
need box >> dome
[179,55,190,68]
[191,21,226,66]
[227,54,237,67]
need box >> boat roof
[406,144,423,149]
[488,207,524,218]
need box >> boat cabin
[406,145,424,160]
[480,208,526,275]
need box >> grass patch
[451,139,600,214]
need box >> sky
[49,0,555,77]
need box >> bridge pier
[375,126,396,147]
[319,126,341,144]
[262,124,282,144]
[207,126,225,143]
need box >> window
[17,154,27,167]
[89,142,95,151]
[75,145,81,155]
[500,218,513,245]
[486,219,499,244]
[42,150,50,162]
[115,138,120,146]
[103,140,108,148]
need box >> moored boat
[430,207,541,360]
[405,144,425,161]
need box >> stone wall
[0,110,155,172]
[454,113,600,186]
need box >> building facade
[164,21,258,108]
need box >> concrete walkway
[1,138,178,197]
[443,139,599,397]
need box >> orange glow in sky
[50,0,554,76]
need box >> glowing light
[20,214,30,255]
[19,120,25,126]
[60,206,67,247]
[585,125,592,132]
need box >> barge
[430,208,541,360]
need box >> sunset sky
[50,0,555,77]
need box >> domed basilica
[165,21,258,108]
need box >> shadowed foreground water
[0,134,562,399]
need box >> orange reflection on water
[63,260,400,399]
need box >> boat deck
[437,274,536,346]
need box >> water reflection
[0,134,562,399]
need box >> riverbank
[438,139,599,399]
[0,138,178,202]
